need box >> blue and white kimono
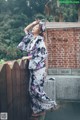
[17,31,56,114]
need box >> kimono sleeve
[17,30,33,51]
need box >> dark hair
[39,32,44,37]
[39,24,44,37]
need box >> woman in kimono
[17,20,57,118]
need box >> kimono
[17,31,56,114]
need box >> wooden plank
[12,62,17,120]
[20,60,30,120]
[15,61,21,120]
[12,62,21,120]
[25,60,31,120]
[6,64,13,120]
[20,60,27,120]
[0,64,8,112]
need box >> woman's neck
[33,34,39,39]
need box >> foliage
[0,59,5,64]
[0,0,79,60]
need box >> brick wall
[46,28,80,68]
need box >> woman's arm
[22,56,32,60]
[24,20,40,33]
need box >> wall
[46,28,80,69]
[44,23,80,101]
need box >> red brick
[46,28,80,68]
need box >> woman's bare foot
[51,104,60,111]
[32,111,46,117]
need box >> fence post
[6,64,13,120]
[11,61,21,120]
[0,64,8,113]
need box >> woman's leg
[29,67,56,114]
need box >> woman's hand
[24,19,40,33]
[22,56,32,60]
[32,19,40,26]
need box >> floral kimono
[17,31,56,114]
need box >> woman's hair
[39,24,45,37]
[39,32,44,37]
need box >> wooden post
[0,64,8,112]
[6,64,13,120]
[11,62,21,120]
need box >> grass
[0,58,26,65]
[0,59,5,64]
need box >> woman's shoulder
[38,35,44,39]
[35,35,45,48]
[36,35,44,43]
[36,36,43,44]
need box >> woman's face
[32,24,41,35]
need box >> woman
[17,20,57,117]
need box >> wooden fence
[0,60,31,120]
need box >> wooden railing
[0,59,31,120]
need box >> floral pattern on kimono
[17,30,57,114]
[17,31,48,70]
